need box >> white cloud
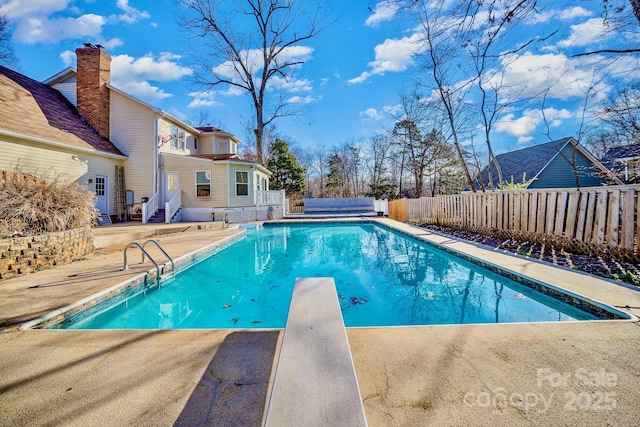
[114,80,173,101]
[3,0,148,44]
[382,104,402,116]
[212,46,314,82]
[109,53,193,102]
[114,0,150,24]
[558,18,613,48]
[348,31,423,84]
[13,14,106,44]
[269,76,313,93]
[360,108,383,120]
[288,95,318,105]
[560,6,593,20]
[497,51,608,101]
[60,50,75,67]
[529,6,592,24]
[0,0,69,19]
[111,53,192,82]
[365,1,400,27]
[187,91,222,108]
[100,37,124,50]
[496,108,572,143]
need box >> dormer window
[170,125,186,151]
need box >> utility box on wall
[125,190,134,206]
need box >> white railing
[142,192,159,224]
[257,189,285,206]
[165,190,182,223]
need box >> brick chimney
[76,44,111,139]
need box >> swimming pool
[44,221,628,330]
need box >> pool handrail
[122,242,162,287]
[223,208,250,227]
[142,239,176,275]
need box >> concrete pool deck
[1,219,639,426]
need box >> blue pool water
[61,222,598,329]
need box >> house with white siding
[0,64,127,224]
[2,44,282,224]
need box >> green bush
[0,169,96,238]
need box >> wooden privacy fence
[389,185,640,258]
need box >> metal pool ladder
[123,239,176,287]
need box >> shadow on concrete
[174,330,280,427]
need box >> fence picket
[400,185,638,256]
[607,190,620,246]
[536,192,547,234]
[621,189,635,249]
[575,191,588,241]
[565,191,579,239]
[594,190,608,245]
[554,191,568,236]
[584,191,596,242]
[546,192,557,234]
[528,191,538,232]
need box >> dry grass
[0,169,96,238]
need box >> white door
[164,171,179,203]
[95,175,108,213]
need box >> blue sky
[1,0,639,155]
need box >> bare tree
[573,0,640,56]
[180,0,333,164]
[466,0,539,189]
[365,134,396,198]
[0,15,17,66]
[312,145,329,197]
[411,0,478,191]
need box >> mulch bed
[416,223,640,288]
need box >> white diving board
[264,277,368,427]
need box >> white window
[196,170,211,197]
[235,171,249,196]
[170,125,186,151]
[262,177,268,191]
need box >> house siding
[229,164,256,208]
[109,91,156,203]
[157,118,198,157]
[161,154,229,208]
[530,144,607,189]
[50,80,77,106]
[0,138,123,214]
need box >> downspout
[227,162,231,207]
[154,115,159,197]
[154,111,165,197]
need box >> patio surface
[1,219,639,426]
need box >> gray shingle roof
[472,137,572,189]
[0,65,125,157]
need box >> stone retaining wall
[0,226,94,280]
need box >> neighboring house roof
[601,143,640,167]
[196,126,241,143]
[0,65,125,157]
[471,137,618,190]
[601,143,640,184]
